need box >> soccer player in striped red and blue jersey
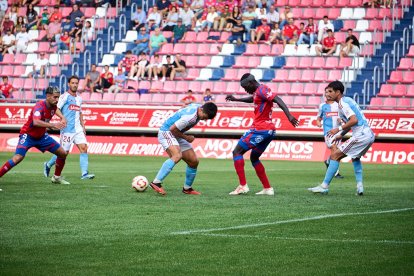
[226,73,299,196]
[0,87,70,191]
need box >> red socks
[0,160,15,177]
[54,157,66,177]
[253,161,271,189]
[233,156,247,186]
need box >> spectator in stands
[242,0,256,10]
[26,4,38,30]
[21,0,40,6]
[179,4,194,30]
[129,52,149,80]
[163,6,179,32]
[215,4,230,31]
[279,5,293,30]
[180,89,196,106]
[170,54,186,80]
[157,0,172,17]
[97,65,113,92]
[250,18,270,44]
[8,5,18,25]
[51,30,71,52]
[108,68,126,94]
[266,5,279,26]
[316,29,336,56]
[132,26,150,55]
[14,16,26,34]
[296,17,316,48]
[318,15,334,43]
[161,55,174,82]
[265,22,281,45]
[190,0,204,19]
[0,0,7,23]
[130,5,146,31]
[69,17,83,42]
[83,20,95,41]
[225,5,241,31]
[146,6,161,31]
[37,7,50,30]
[69,4,85,25]
[45,19,61,43]
[1,15,14,35]
[49,5,62,24]
[0,76,14,99]
[118,50,138,77]
[242,5,257,42]
[15,25,31,53]
[200,6,218,32]
[170,18,187,44]
[282,18,299,47]
[203,88,214,103]
[149,27,167,57]
[61,16,72,33]
[84,64,101,92]
[147,54,163,81]
[29,52,49,78]
[223,19,245,47]
[340,28,360,58]
[2,29,15,54]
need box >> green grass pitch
[1,152,413,275]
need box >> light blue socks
[184,167,197,189]
[322,160,340,186]
[155,159,176,183]
[80,153,89,176]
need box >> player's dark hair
[68,75,79,83]
[202,102,218,120]
[327,81,345,94]
[240,73,256,86]
[45,86,60,94]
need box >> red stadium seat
[139,93,152,102]
[175,81,189,93]
[266,82,278,93]
[184,68,200,80]
[196,32,209,43]
[343,20,356,30]
[188,81,201,93]
[102,93,115,102]
[407,85,414,97]
[349,0,362,7]
[127,93,140,102]
[388,71,403,83]
[200,81,214,93]
[234,56,252,68]
[226,82,241,93]
[298,57,312,69]
[284,57,299,69]
[396,98,412,110]
[336,0,349,7]
[378,9,392,19]
[244,44,259,56]
[80,92,91,102]
[115,93,128,102]
[382,97,397,109]
[378,84,393,97]
[278,83,291,94]
[219,32,231,43]
[282,95,294,105]
[173,43,186,54]
[271,44,283,55]
[312,0,324,7]
[236,69,250,80]
[365,8,379,19]
[291,83,304,94]
[273,70,289,82]
[2,65,14,76]
[89,93,103,103]
[328,70,342,81]
[258,44,271,56]
[196,56,211,68]
[163,81,176,93]
[293,96,307,108]
[222,69,238,81]
[303,83,318,95]
[369,97,383,109]
[407,46,414,57]
[393,84,407,97]
[325,57,339,69]
[185,55,199,68]
[302,8,315,18]
[150,81,163,92]
[328,8,341,19]
[301,70,315,82]
[402,71,414,84]
[158,43,173,55]
[151,93,164,103]
[213,82,227,94]
[314,70,328,82]
[309,57,325,69]
[182,31,196,43]
[338,57,353,68]
[307,96,322,106]
[164,94,177,103]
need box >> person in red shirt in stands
[118,50,138,76]
[180,89,197,106]
[49,5,62,23]
[0,76,14,99]
[282,18,299,47]
[250,18,271,44]
[97,65,114,93]
[316,29,336,56]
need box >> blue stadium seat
[261,70,275,82]
[222,56,235,67]
[210,69,225,81]
[272,56,286,68]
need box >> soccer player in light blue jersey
[317,87,344,179]
[149,102,218,196]
[309,81,375,195]
[43,76,95,180]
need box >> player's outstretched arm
[225,95,254,103]
[55,108,67,127]
[273,96,299,127]
[33,119,65,130]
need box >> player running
[308,81,375,195]
[150,102,218,196]
[0,86,69,190]
[225,73,299,196]
[317,87,344,179]
[43,76,95,180]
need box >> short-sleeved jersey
[317,101,340,135]
[338,97,370,135]
[160,104,201,133]
[252,84,277,131]
[20,100,57,139]
[58,92,83,133]
[323,36,336,48]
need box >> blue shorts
[238,129,276,153]
[15,133,61,157]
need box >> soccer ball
[132,175,149,192]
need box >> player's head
[45,86,61,106]
[68,75,79,93]
[325,81,344,102]
[240,73,258,94]
[200,102,218,120]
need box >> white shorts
[324,133,341,149]
[158,130,192,152]
[339,128,375,159]
[343,45,360,55]
[60,131,88,151]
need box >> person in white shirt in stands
[0,0,8,22]
[266,5,279,26]
[146,6,162,30]
[29,52,49,78]
[15,25,31,53]
[318,15,334,43]
[179,4,194,30]
[147,54,163,81]
[2,29,15,54]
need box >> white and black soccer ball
[132,175,149,192]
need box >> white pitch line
[198,233,414,245]
[171,207,414,235]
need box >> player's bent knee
[12,154,24,164]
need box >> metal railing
[59,74,67,93]
[84,50,92,78]
[402,27,410,56]
[372,65,381,96]
[107,26,116,54]
[382,53,390,82]
[392,40,400,69]
[71,62,79,77]
[362,79,370,106]
[118,14,127,41]
[95,38,104,65]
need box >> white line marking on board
[171,207,414,235]
[197,233,414,245]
